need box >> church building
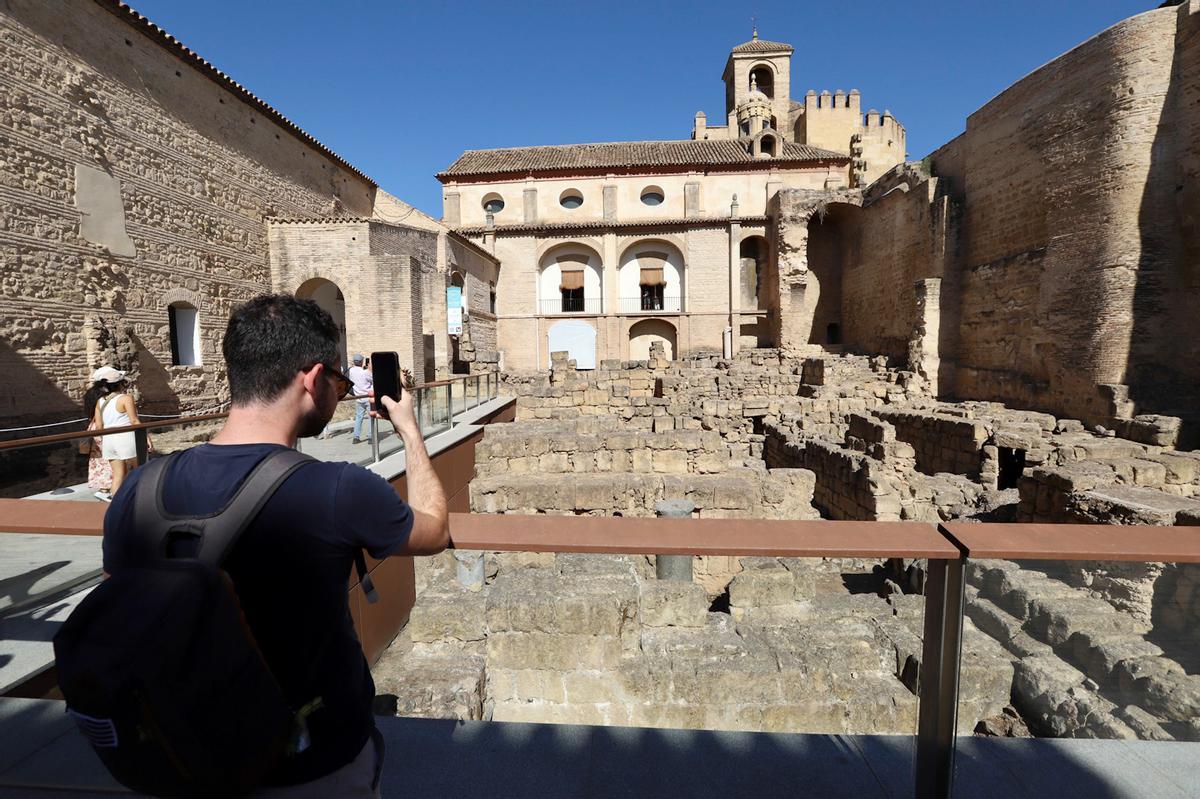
[438,32,906,370]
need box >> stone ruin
[374,349,1200,742]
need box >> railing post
[134,428,150,465]
[654,499,694,581]
[474,374,480,408]
[915,555,965,799]
[370,415,380,463]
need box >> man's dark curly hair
[222,294,340,405]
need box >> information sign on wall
[447,286,463,335]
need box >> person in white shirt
[90,366,145,499]
[347,354,373,444]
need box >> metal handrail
[0,494,1194,799]
[0,373,502,454]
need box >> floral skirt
[87,438,112,490]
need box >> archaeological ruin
[1,0,1199,773]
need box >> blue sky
[130,0,1152,216]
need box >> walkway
[2,697,1198,798]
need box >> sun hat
[91,366,127,384]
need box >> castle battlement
[803,89,861,112]
[859,109,904,138]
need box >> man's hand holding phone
[368,352,418,440]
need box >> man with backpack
[59,294,450,797]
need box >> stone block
[374,652,487,721]
[713,478,756,510]
[407,587,487,644]
[574,479,616,510]
[729,559,798,610]
[639,581,709,627]
[487,632,624,670]
[652,449,689,474]
[631,448,653,472]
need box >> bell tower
[722,29,793,137]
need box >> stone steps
[966,559,1200,741]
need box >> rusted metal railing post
[915,555,965,799]
[134,428,150,465]
[370,415,380,463]
[654,499,694,581]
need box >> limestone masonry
[384,348,1200,740]
[1,0,1198,747]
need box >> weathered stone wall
[379,551,1013,736]
[764,427,902,521]
[768,5,1200,438]
[874,408,986,478]
[0,0,376,425]
[933,5,1197,429]
[268,220,424,375]
[474,419,737,477]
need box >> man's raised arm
[378,389,449,554]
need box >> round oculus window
[640,188,664,206]
[559,191,583,209]
[482,196,505,214]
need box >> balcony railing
[538,297,602,315]
[619,296,682,314]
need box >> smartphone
[370,351,401,414]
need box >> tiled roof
[453,215,771,235]
[96,1,376,186]
[730,39,794,54]
[439,140,846,179]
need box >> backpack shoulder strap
[131,453,178,557]
[195,449,313,566]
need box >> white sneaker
[94,490,112,502]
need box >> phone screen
[370,351,401,414]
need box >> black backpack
[53,448,376,798]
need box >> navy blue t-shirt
[102,443,413,785]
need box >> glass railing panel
[958,556,1198,743]
[378,548,921,760]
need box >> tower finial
[751,17,758,40]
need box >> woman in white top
[91,366,142,499]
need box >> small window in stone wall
[482,194,505,214]
[168,302,202,366]
[489,281,497,314]
[640,186,664,206]
[559,190,583,209]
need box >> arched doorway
[449,272,468,374]
[547,320,597,370]
[296,277,348,367]
[804,204,860,346]
[749,65,774,98]
[629,319,677,361]
[739,235,768,311]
